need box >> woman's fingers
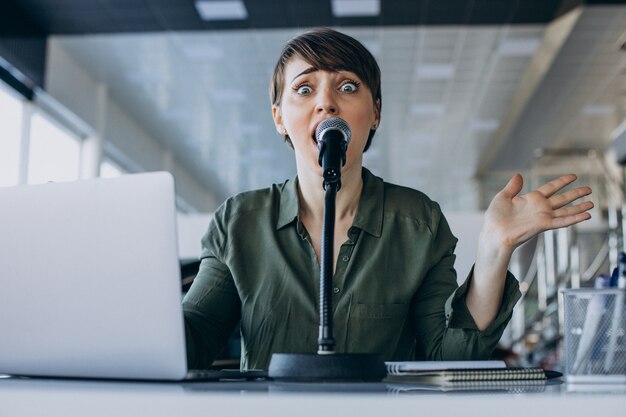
[550,186,593,209]
[549,211,592,229]
[535,174,578,198]
[553,201,594,218]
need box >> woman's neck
[297,163,363,224]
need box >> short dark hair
[270,28,382,152]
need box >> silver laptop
[0,172,192,380]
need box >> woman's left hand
[482,173,593,252]
[468,173,592,330]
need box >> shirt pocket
[347,302,408,354]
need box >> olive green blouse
[183,168,521,370]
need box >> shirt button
[333,287,341,294]
[342,255,350,262]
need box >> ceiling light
[331,0,380,17]
[469,119,499,132]
[194,0,247,21]
[582,104,615,116]
[498,39,540,56]
[416,64,455,80]
[411,104,445,117]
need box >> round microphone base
[268,353,386,382]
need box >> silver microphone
[315,118,352,189]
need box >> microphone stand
[268,138,386,382]
[317,179,338,354]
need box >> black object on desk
[186,369,268,381]
[269,353,387,382]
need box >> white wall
[45,40,216,212]
[177,213,213,260]
[446,211,485,284]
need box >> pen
[544,370,563,379]
[603,253,626,372]
[572,274,610,373]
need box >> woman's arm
[411,205,521,360]
[183,255,241,369]
[467,174,593,330]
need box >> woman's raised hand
[482,173,593,251]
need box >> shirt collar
[276,167,384,238]
[352,167,383,237]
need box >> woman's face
[272,56,380,178]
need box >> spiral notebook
[386,379,549,394]
[384,361,561,383]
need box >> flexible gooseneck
[318,180,338,354]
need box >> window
[0,83,23,187]
[27,112,81,184]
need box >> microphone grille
[315,117,352,144]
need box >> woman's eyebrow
[291,66,317,82]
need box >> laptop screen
[0,172,188,380]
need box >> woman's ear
[373,99,381,128]
[272,105,286,135]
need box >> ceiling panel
[489,5,626,172]
[4,2,624,210]
[5,0,587,36]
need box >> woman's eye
[297,85,312,95]
[340,82,358,93]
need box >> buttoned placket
[332,227,360,303]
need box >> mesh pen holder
[561,288,626,383]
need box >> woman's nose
[315,88,338,114]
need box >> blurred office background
[1,0,625,368]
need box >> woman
[183,28,593,370]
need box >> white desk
[1,377,625,417]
